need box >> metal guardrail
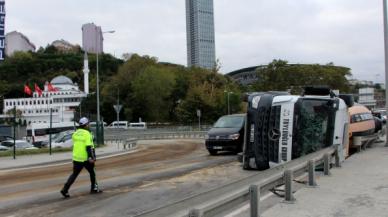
[135,145,341,217]
[104,131,207,141]
[104,138,138,150]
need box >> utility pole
[13,106,16,160]
[49,108,52,155]
[383,0,388,146]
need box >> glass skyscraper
[186,0,216,70]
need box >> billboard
[0,0,4,61]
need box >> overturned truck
[242,87,352,170]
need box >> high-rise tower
[82,23,103,54]
[186,0,216,70]
[83,52,89,94]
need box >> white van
[108,121,128,129]
[129,122,147,130]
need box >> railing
[105,131,207,141]
[104,138,138,150]
[135,145,341,217]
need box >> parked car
[40,130,75,148]
[205,114,245,155]
[0,135,13,142]
[52,133,73,148]
[0,144,9,151]
[0,140,38,150]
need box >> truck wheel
[255,156,270,170]
[243,159,251,170]
[208,149,218,155]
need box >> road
[0,140,254,217]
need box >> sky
[4,0,386,82]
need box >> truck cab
[242,87,350,170]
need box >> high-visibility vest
[72,128,94,162]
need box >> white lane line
[223,192,273,217]
[0,148,141,173]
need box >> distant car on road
[107,121,128,129]
[205,114,245,155]
[129,122,147,130]
[0,140,38,150]
[372,109,387,124]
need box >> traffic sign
[113,104,123,113]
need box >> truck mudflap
[243,94,277,170]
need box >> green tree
[253,59,351,93]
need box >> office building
[186,0,216,70]
[5,31,35,56]
[0,0,5,61]
[82,23,103,54]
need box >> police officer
[60,117,102,198]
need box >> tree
[253,59,351,94]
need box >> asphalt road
[0,140,255,217]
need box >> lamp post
[224,91,233,115]
[383,0,388,146]
[96,29,115,145]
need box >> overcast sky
[5,0,386,82]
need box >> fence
[104,131,207,141]
[135,145,341,217]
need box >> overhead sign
[113,104,122,113]
[0,1,5,61]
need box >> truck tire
[208,149,218,156]
[255,155,270,170]
[242,156,251,170]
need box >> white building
[5,31,35,56]
[82,23,103,54]
[51,39,78,53]
[3,76,87,124]
[358,87,376,109]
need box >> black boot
[90,184,103,194]
[60,189,70,198]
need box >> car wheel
[208,149,218,156]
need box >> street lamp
[224,91,233,115]
[96,29,115,145]
[383,0,388,146]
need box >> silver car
[1,140,38,150]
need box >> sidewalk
[261,140,388,217]
[0,141,139,170]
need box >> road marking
[223,192,273,217]
[0,149,141,173]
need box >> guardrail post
[324,153,331,176]
[308,160,317,187]
[284,170,295,202]
[334,146,341,168]
[189,208,203,217]
[250,184,260,217]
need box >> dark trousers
[63,160,97,192]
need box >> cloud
[4,0,386,82]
